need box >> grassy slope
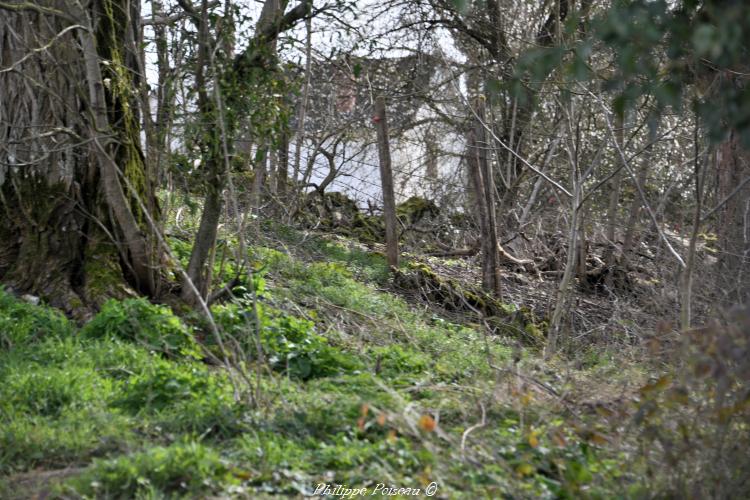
[0,226,649,499]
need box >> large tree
[0,0,160,316]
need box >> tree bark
[291,15,312,187]
[680,115,706,329]
[0,0,159,315]
[715,131,750,305]
[477,98,502,297]
[603,112,624,288]
[622,123,658,263]
[182,0,224,302]
[467,98,502,297]
[276,131,289,197]
[149,0,175,186]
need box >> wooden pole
[475,97,502,298]
[375,96,399,270]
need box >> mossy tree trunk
[0,0,160,317]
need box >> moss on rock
[394,260,545,345]
[396,196,439,225]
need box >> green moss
[524,322,544,341]
[82,245,133,306]
[98,0,154,234]
[396,261,544,345]
[351,212,384,243]
[396,196,439,224]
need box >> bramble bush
[630,308,750,498]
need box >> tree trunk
[181,0,224,303]
[715,131,750,305]
[679,117,706,329]
[277,131,289,197]
[291,15,312,187]
[603,112,624,288]
[546,149,581,356]
[622,123,658,263]
[149,0,175,187]
[0,0,159,317]
[477,99,502,297]
[576,210,589,290]
[467,98,502,297]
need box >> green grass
[82,298,201,359]
[61,440,239,499]
[0,234,638,498]
[0,289,74,349]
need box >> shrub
[630,309,750,498]
[212,302,362,380]
[82,299,200,359]
[262,310,362,379]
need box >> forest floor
[0,218,731,498]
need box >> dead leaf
[551,429,567,447]
[418,414,436,432]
